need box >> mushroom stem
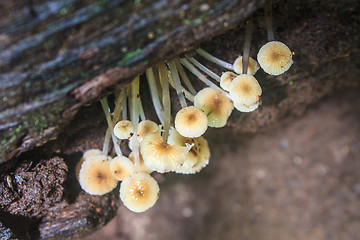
[242,18,254,74]
[168,61,187,109]
[264,2,275,41]
[145,67,165,125]
[139,97,146,121]
[174,59,197,95]
[130,76,141,168]
[113,89,123,124]
[100,97,114,155]
[196,48,234,70]
[158,63,171,142]
[112,132,123,156]
[122,88,128,120]
[185,56,221,82]
[168,73,195,102]
[180,58,229,97]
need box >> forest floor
[85,88,360,240]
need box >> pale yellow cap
[194,87,234,128]
[79,155,118,195]
[175,136,210,174]
[114,120,135,140]
[233,56,260,75]
[120,172,160,213]
[129,151,153,174]
[220,72,238,91]
[140,132,188,173]
[174,106,208,138]
[229,74,262,107]
[109,156,135,181]
[76,149,102,180]
[234,101,260,112]
[136,120,159,142]
[257,41,293,76]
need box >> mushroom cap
[114,120,135,140]
[194,87,234,128]
[79,155,118,195]
[120,172,160,213]
[234,101,260,112]
[220,72,238,91]
[175,135,210,174]
[129,120,160,151]
[140,132,189,173]
[109,156,135,181]
[229,74,262,107]
[76,149,102,180]
[129,151,153,174]
[167,128,199,168]
[174,106,208,138]
[257,41,293,76]
[233,56,260,75]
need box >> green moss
[118,48,142,65]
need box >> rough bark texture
[0,0,359,239]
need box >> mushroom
[140,131,189,173]
[233,56,260,76]
[109,156,135,181]
[220,71,238,91]
[79,154,118,195]
[114,120,135,140]
[119,172,160,213]
[194,87,234,128]
[257,41,293,76]
[75,149,102,180]
[229,74,262,110]
[174,106,208,138]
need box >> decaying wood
[0,0,359,239]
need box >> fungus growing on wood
[120,172,160,213]
[140,132,189,173]
[257,41,293,75]
[79,155,118,195]
[194,87,234,128]
[229,74,262,111]
[114,120,135,140]
[174,106,208,138]
[233,56,260,76]
[109,156,135,181]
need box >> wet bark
[0,0,359,239]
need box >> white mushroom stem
[100,97,121,155]
[112,132,123,156]
[168,61,187,109]
[122,88,128,120]
[168,74,195,102]
[139,97,146,121]
[185,55,221,82]
[196,48,234,70]
[174,59,197,95]
[180,58,230,97]
[145,67,165,125]
[112,89,122,124]
[130,76,141,168]
[158,63,171,142]
[242,18,254,74]
[264,3,275,42]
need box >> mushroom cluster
[77,4,293,213]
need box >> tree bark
[0,0,359,239]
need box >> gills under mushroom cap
[257,41,293,76]
[76,149,102,180]
[233,56,260,75]
[194,87,234,128]
[174,106,208,138]
[129,151,153,174]
[114,120,135,140]
[79,154,118,195]
[229,74,262,107]
[120,172,160,213]
[140,132,189,173]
